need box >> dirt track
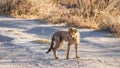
[0,16,120,68]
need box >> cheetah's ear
[69,27,77,33]
[68,27,73,32]
[71,27,77,32]
[74,28,77,33]
[69,27,74,30]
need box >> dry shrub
[47,0,120,35]
[111,23,120,37]
[10,0,39,18]
[0,0,39,18]
[13,0,120,36]
[97,11,120,36]
[37,0,59,19]
[0,0,14,15]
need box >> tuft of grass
[33,38,51,44]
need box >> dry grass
[110,23,120,37]
[10,0,39,18]
[0,0,39,18]
[0,0,120,37]
[33,39,51,44]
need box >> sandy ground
[0,16,120,68]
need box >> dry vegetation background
[0,0,120,37]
